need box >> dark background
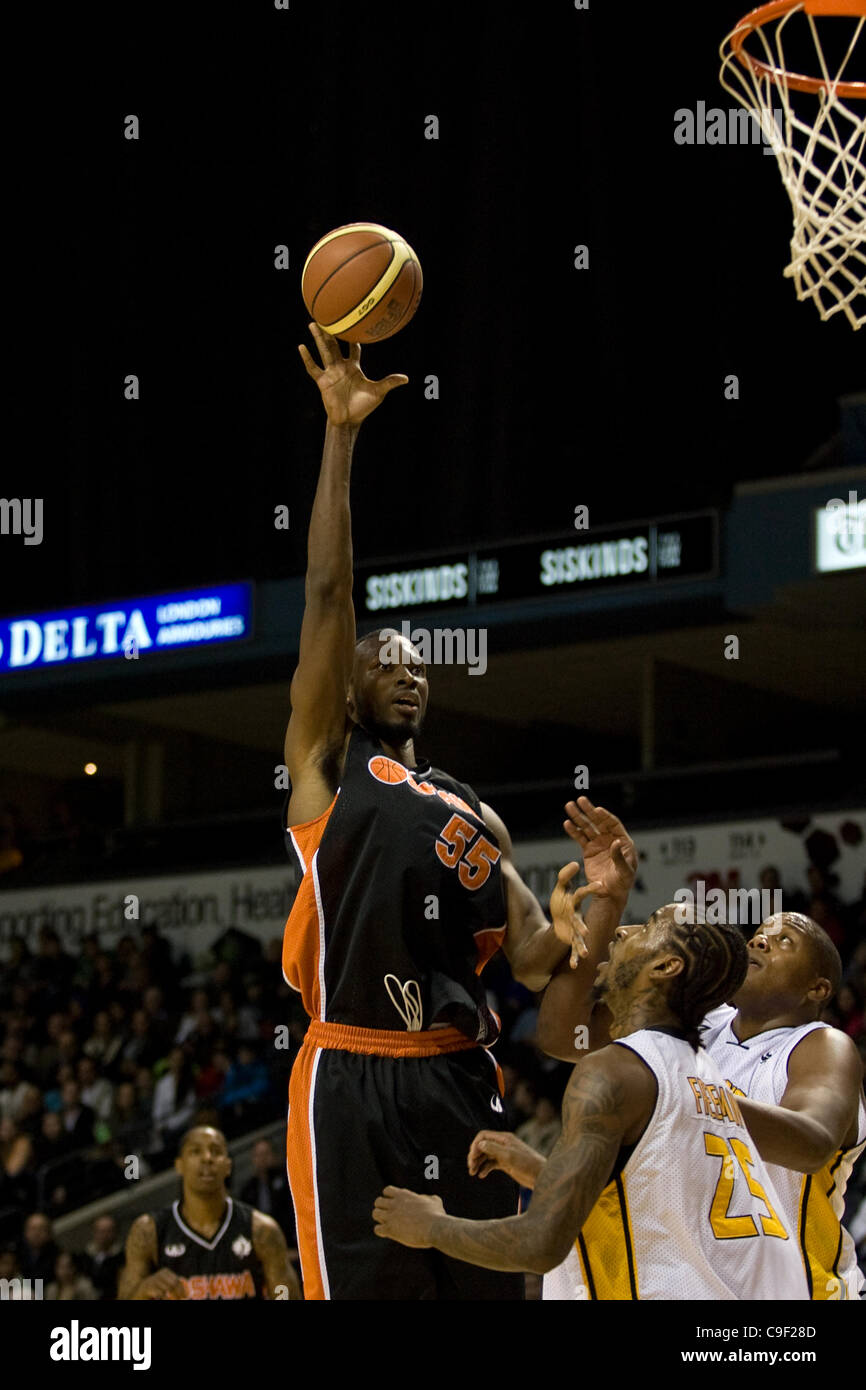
[8,0,862,613]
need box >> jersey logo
[384,974,423,1030]
[490,1094,504,1113]
[760,1051,773,1062]
[164,1244,185,1257]
[367,756,477,819]
[231,1235,252,1258]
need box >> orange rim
[729,0,866,98]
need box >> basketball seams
[308,239,396,321]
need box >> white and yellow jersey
[542,1028,809,1301]
[701,1005,866,1301]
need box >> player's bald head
[762,912,842,997]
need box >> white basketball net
[720,4,866,329]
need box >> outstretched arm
[537,799,637,1061]
[738,1027,863,1174]
[284,326,408,825]
[372,1046,655,1275]
[479,801,570,992]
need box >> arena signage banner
[0,808,861,959]
[355,513,717,615]
[0,582,254,674]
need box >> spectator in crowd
[60,1080,95,1148]
[45,1249,98,1301]
[28,1011,69,1087]
[14,1084,43,1140]
[516,1094,562,1159]
[142,985,173,1053]
[43,1063,75,1115]
[219,1043,270,1135]
[237,980,266,1042]
[0,1114,34,1182]
[83,1009,124,1073]
[194,1047,231,1103]
[151,1047,197,1155]
[0,1061,30,1122]
[174,989,211,1044]
[140,925,174,981]
[77,1056,113,1123]
[835,982,865,1040]
[107,1080,153,1153]
[32,1110,72,1170]
[759,864,809,916]
[117,1009,162,1075]
[17,1212,59,1283]
[82,1213,124,1300]
[240,1138,297,1251]
[807,865,846,949]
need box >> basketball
[301,222,423,344]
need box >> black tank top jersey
[151,1197,265,1300]
[282,725,507,1044]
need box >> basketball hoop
[720,0,866,329]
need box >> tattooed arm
[252,1209,301,1299]
[372,1045,656,1274]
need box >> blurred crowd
[0,921,308,1292]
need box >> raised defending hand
[298,322,408,427]
[549,874,602,968]
[563,796,637,902]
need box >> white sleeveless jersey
[542,1029,809,1301]
[701,1005,866,1301]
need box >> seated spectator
[77,1057,113,1123]
[175,989,211,1044]
[83,1010,124,1073]
[108,1080,153,1152]
[237,980,266,1042]
[43,1063,75,1114]
[17,1211,59,1283]
[45,1249,98,1301]
[117,1009,162,1076]
[516,1095,562,1159]
[142,985,173,1052]
[240,1138,298,1263]
[219,1044,271,1134]
[151,1048,197,1155]
[27,1010,69,1087]
[0,1061,30,1122]
[758,863,809,916]
[32,1110,72,1169]
[0,1114,34,1180]
[14,1084,44,1140]
[184,1008,220,1066]
[82,1213,124,1300]
[59,1080,95,1148]
[195,1048,231,1103]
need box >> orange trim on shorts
[305,1018,478,1058]
[286,1040,327,1301]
